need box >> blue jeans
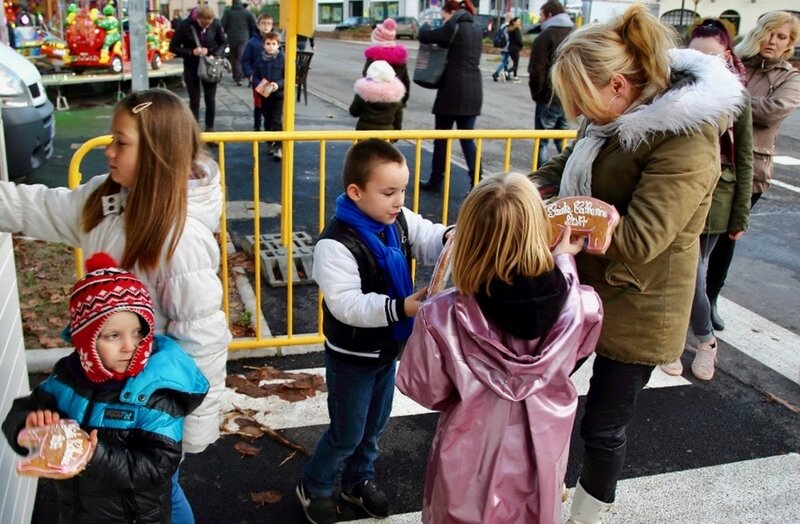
[171,460,195,524]
[690,234,720,341]
[494,51,510,76]
[430,114,478,186]
[534,102,569,167]
[579,355,654,503]
[302,354,397,497]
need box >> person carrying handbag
[169,6,227,131]
[418,0,483,194]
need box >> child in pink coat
[397,173,603,523]
[362,18,410,129]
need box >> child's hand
[552,226,586,256]
[86,429,99,462]
[404,288,428,317]
[25,410,60,428]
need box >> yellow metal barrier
[67,128,576,352]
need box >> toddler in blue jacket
[2,252,208,524]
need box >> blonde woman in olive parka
[527,6,746,522]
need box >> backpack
[492,28,508,49]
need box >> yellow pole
[282,0,299,336]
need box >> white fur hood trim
[616,48,746,151]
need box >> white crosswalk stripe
[343,453,800,523]
[222,360,691,432]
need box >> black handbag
[413,23,459,89]
[191,27,229,84]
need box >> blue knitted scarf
[334,193,413,340]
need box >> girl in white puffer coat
[0,88,231,523]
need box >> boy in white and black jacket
[296,139,449,524]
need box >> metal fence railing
[68,128,577,353]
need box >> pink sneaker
[660,358,683,376]
[691,339,718,380]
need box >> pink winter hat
[371,18,397,46]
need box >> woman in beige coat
[528,6,746,522]
[706,11,800,330]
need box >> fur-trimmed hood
[364,44,408,65]
[615,48,746,151]
[354,76,406,103]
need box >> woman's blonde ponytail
[615,4,676,100]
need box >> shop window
[319,3,344,24]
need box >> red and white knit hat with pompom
[371,18,397,46]
[68,252,155,383]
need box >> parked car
[334,16,375,32]
[0,42,55,180]
[394,16,419,39]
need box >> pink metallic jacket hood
[448,275,583,401]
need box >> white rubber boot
[567,481,613,524]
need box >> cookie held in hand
[17,420,92,479]
[428,233,455,295]
[546,196,620,254]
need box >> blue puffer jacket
[2,335,208,524]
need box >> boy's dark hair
[541,1,565,16]
[258,14,273,22]
[343,139,405,189]
[263,31,280,43]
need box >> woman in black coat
[507,17,524,82]
[169,5,227,131]
[419,0,483,192]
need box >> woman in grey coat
[419,0,483,192]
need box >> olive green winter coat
[530,49,746,365]
[705,96,753,235]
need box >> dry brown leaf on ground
[244,365,292,381]
[221,410,310,456]
[250,490,282,506]
[233,440,262,457]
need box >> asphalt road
[20,38,800,522]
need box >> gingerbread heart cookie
[547,196,620,255]
[17,420,92,479]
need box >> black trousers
[578,354,654,503]
[229,40,247,82]
[184,65,218,130]
[260,95,283,133]
[705,192,761,301]
[508,46,520,78]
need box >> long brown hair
[82,89,203,272]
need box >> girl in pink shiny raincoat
[397,173,603,523]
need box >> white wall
[0,233,37,524]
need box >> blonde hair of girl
[451,172,554,295]
[551,3,677,121]
[734,11,800,60]
[82,89,204,272]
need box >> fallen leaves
[233,440,262,457]
[225,365,326,402]
[250,490,282,506]
[221,409,310,456]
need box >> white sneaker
[660,358,683,376]
[691,338,717,380]
[273,147,282,160]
